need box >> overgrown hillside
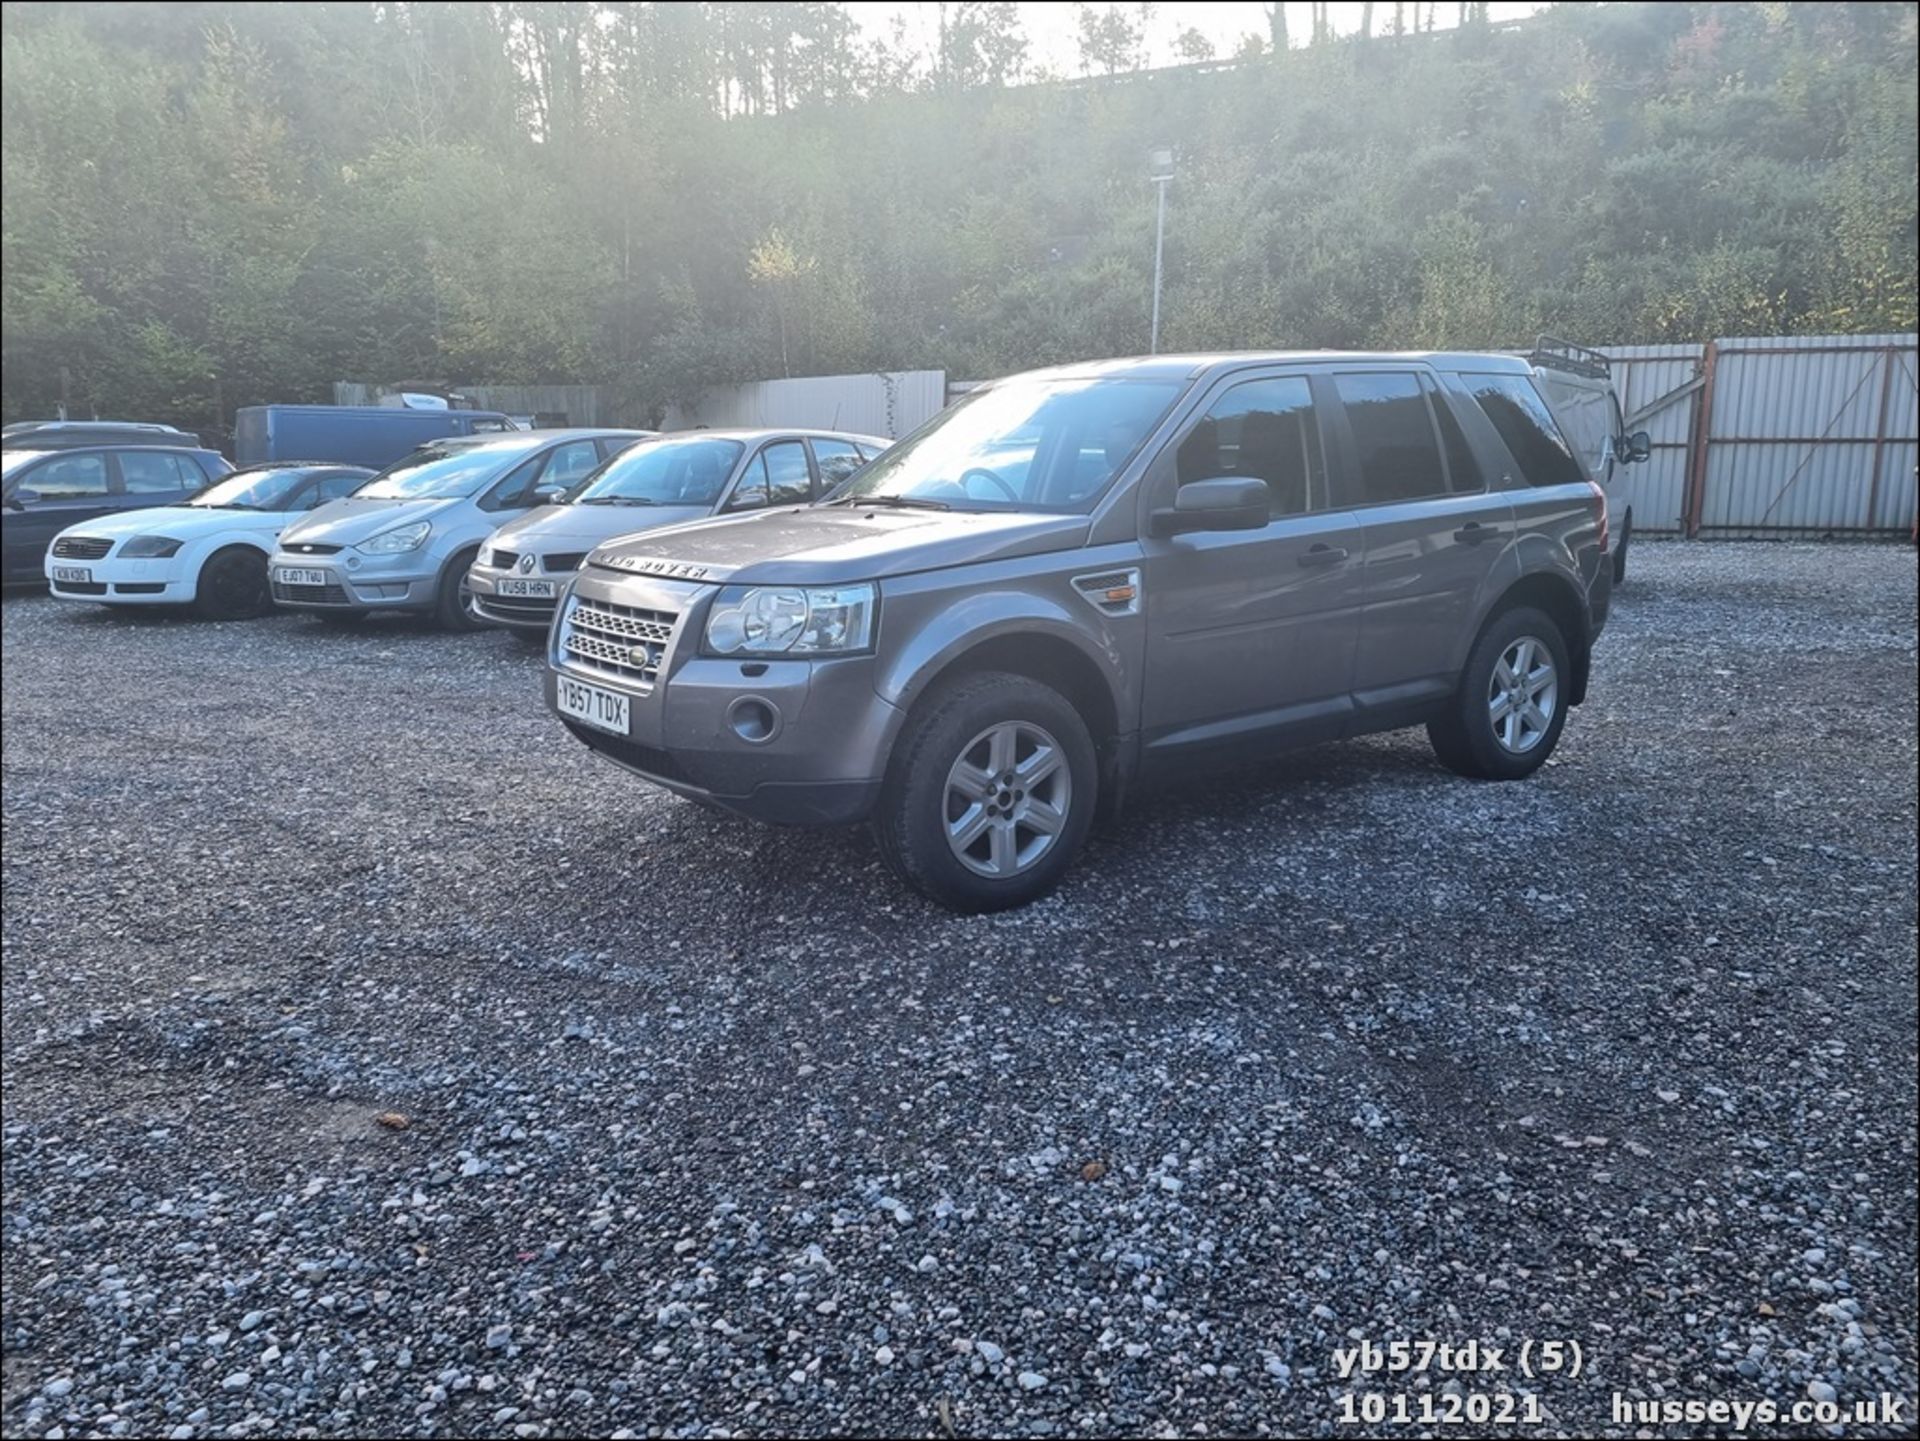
[2,1,1914,433]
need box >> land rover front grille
[52,536,113,560]
[561,596,677,685]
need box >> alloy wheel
[943,719,1072,879]
[1488,634,1558,753]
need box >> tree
[1266,2,1289,52]
[1075,4,1144,75]
[1173,27,1215,64]
[934,2,1028,90]
[748,226,816,377]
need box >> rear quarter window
[1464,374,1589,488]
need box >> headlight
[357,521,430,554]
[120,535,184,559]
[477,545,497,568]
[704,583,875,656]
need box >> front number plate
[497,577,557,598]
[557,674,630,736]
[52,566,92,584]
[275,567,329,586]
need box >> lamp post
[1148,145,1175,354]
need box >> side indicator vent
[1072,568,1142,616]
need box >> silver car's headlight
[704,583,875,656]
[357,521,430,554]
[120,535,184,558]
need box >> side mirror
[7,488,40,509]
[1151,477,1270,537]
[531,483,567,505]
[1624,430,1652,464]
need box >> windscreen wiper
[578,495,655,506]
[839,493,950,511]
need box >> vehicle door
[116,450,203,512]
[1323,368,1515,707]
[1137,370,1367,752]
[3,450,117,578]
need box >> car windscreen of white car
[186,467,313,511]
[569,436,745,507]
[357,440,538,501]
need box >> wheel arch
[1477,570,1592,706]
[877,607,1128,797]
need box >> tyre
[1611,512,1632,586]
[1427,605,1571,781]
[434,547,486,632]
[873,671,1097,913]
[193,546,271,620]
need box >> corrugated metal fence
[1601,332,1916,538]
[661,370,945,440]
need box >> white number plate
[52,566,92,584]
[275,567,329,586]
[557,675,630,736]
[496,577,557,598]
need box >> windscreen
[832,377,1186,511]
[356,441,534,500]
[570,436,745,507]
[187,467,316,510]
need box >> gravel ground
[2,540,1915,1440]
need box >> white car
[44,462,374,619]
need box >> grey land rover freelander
[544,352,1646,911]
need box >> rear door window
[1332,372,1449,504]
[119,451,196,493]
[1464,374,1589,487]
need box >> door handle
[1297,543,1348,567]
[1453,522,1496,545]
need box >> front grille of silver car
[52,536,113,560]
[561,596,677,686]
[491,549,520,570]
[545,552,585,573]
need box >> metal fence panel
[1600,342,1702,534]
[661,371,945,439]
[1699,335,1916,537]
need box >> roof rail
[1531,335,1610,380]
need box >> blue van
[233,405,517,469]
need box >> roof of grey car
[1000,351,1534,384]
[429,427,656,452]
[646,427,892,445]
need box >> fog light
[727,697,779,744]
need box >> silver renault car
[269,429,651,629]
[468,429,889,638]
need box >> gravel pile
[3,540,1915,1438]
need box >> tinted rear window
[1464,374,1588,488]
[1333,372,1448,504]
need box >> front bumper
[45,553,194,605]
[545,571,900,828]
[469,561,567,631]
[267,550,436,611]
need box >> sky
[849,2,1550,77]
